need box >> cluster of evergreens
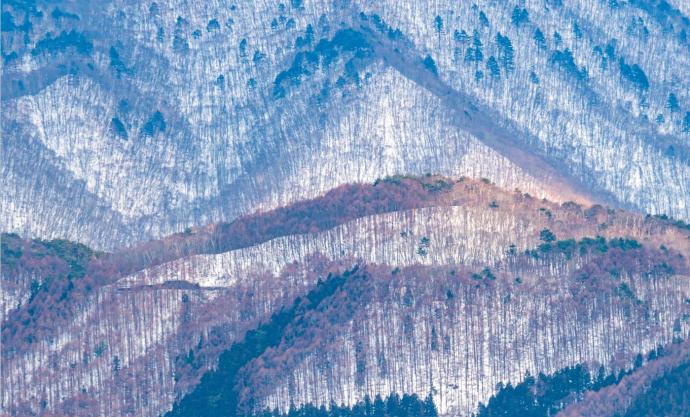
[525,230,643,260]
[253,393,437,417]
[166,268,359,417]
[620,360,690,417]
[475,365,602,417]
[474,347,674,417]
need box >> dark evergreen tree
[386,393,401,416]
[533,28,546,49]
[511,7,529,26]
[539,229,556,243]
[666,93,679,112]
[529,71,540,84]
[454,29,469,43]
[422,394,438,417]
[373,395,385,417]
[239,38,248,57]
[423,55,438,76]
[434,16,443,34]
[495,33,514,72]
[465,30,484,63]
[479,11,489,27]
[572,21,583,39]
[619,58,649,91]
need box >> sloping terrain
[2,1,690,416]
[2,177,689,417]
[2,0,689,250]
[556,338,690,417]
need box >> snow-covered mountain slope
[2,0,689,250]
[251,259,688,417]
[557,338,690,417]
[2,178,689,417]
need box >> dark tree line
[620,359,690,417]
[475,346,672,417]
[165,267,362,417]
[252,393,438,417]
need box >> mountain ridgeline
[2,0,690,249]
[2,0,690,416]
[2,176,689,417]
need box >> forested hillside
[2,0,689,415]
[3,0,689,249]
[3,177,688,417]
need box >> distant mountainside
[2,0,690,250]
[2,177,689,417]
[3,1,690,416]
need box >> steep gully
[350,14,605,209]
